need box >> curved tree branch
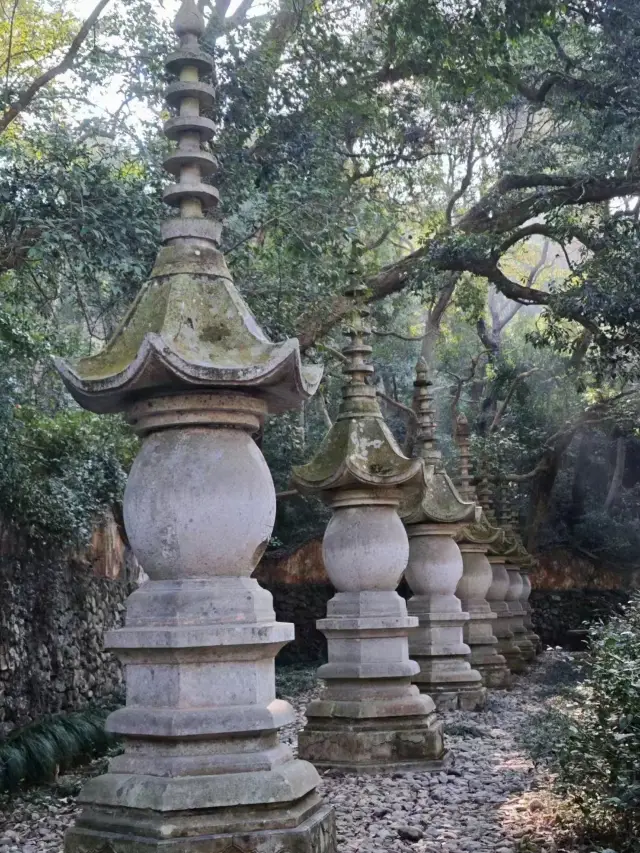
[0,0,112,135]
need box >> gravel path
[0,651,575,853]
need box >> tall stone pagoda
[55,3,335,850]
[399,361,486,711]
[478,475,525,674]
[453,414,511,689]
[292,287,445,771]
[501,497,537,662]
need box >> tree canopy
[2,0,640,562]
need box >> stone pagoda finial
[454,412,474,502]
[54,0,320,415]
[291,283,445,772]
[477,466,499,527]
[57,7,334,852]
[292,284,419,493]
[413,357,438,461]
[400,360,476,526]
[162,0,220,247]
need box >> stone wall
[530,588,631,648]
[0,515,135,735]
[257,540,639,660]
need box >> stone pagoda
[55,3,335,850]
[399,361,486,711]
[478,476,525,674]
[501,498,537,663]
[520,553,542,654]
[452,414,511,689]
[292,287,445,772]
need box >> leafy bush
[525,596,640,849]
[0,708,117,794]
[0,401,137,548]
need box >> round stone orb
[406,531,463,597]
[124,426,275,580]
[323,504,409,592]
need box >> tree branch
[489,368,542,433]
[445,120,478,226]
[460,174,640,235]
[372,329,423,342]
[376,391,418,423]
[0,0,112,135]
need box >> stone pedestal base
[500,632,526,673]
[520,572,542,654]
[408,606,487,711]
[477,659,513,689]
[299,589,446,772]
[513,624,536,662]
[405,526,486,712]
[488,558,524,674]
[66,796,335,853]
[298,714,446,773]
[506,566,534,666]
[457,545,512,691]
[422,682,487,712]
[528,627,542,654]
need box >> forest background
[2,0,640,566]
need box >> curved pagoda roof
[292,286,421,495]
[55,0,320,415]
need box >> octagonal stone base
[502,644,527,674]
[298,715,446,773]
[476,661,513,689]
[65,796,335,853]
[423,683,488,712]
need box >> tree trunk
[525,434,575,551]
[604,435,626,513]
[568,433,589,529]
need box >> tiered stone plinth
[298,490,445,772]
[456,543,511,689]
[520,566,542,654]
[487,556,524,675]
[506,565,536,663]
[405,525,486,711]
[65,395,334,853]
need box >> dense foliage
[525,596,640,850]
[1,0,640,559]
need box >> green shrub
[0,708,118,794]
[0,401,137,548]
[526,596,640,848]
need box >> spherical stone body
[506,566,524,603]
[456,548,493,601]
[405,532,463,599]
[124,426,276,580]
[487,561,510,601]
[322,504,409,592]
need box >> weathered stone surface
[55,2,334,849]
[399,365,485,711]
[505,566,536,663]
[487,557,524,675]
[296,502,445,771]
[405,526,486,711]
[62,394,334,850]
[292,290,443,771]
[456,544,511,690]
